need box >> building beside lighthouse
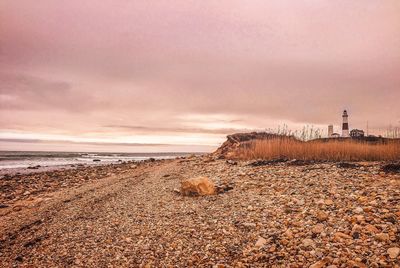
[342,110,349,137]
[327,124,340,138]
[350,129,365,138]
[328,125,334,137]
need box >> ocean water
[0,151,193,170]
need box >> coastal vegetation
[237,137,400,161]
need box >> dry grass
[237,138,400,161]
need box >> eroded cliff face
[213,132,288,159]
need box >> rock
[324,199,334,206]
[352,232,360,239]
[369,200,378,206]
[242,222,256,228]
[387,247,400,259]
[215,183,234,193]
[347,260,367,268]
[255,237,267,248]
[268,245,276,252]
[316,211,329,221]
[248,158,289,166]
[375,233,389,242]
[284,229,294,239]
[312,224,324,234]
[337,162,358,168]
[364,224,378,234]
[93,159,101,162]
[226,160,237,165]
[333,232,352,241]
[381,162,400,173]
[309,259,328,268]
[302,238,315,248]
[352,224,362,232]
[354,215,364,223]
[0,203,9,208]
[202,157,215,163]
[180,177,216,196]
[27,165,40,169]
[293,198,305,205]
[287,159,313,166]
[15,256,23,262]
[353,207,363,214]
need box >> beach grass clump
[237,138,400,161]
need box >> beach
[1,156,399,267]
[2,0,400,266]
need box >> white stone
[353,207,363,214]
[255,237,267,248]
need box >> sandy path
[1,160,182,267]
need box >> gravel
[0,156,399,267]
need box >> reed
[237,138,400,161]
[265,124,324,141]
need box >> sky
[1,0,399,152]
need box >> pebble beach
[1,156,399,267]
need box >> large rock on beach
[180,177,216,196]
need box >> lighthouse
[342,110,349,137]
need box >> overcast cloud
[1,0,399,151]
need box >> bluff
[213,132,293,159]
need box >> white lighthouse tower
[342,110,349,137]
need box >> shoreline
[0,159,161,209]
[0,161,134,176]
[0,150,199,176]
[1,156,399,266]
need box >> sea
[0,151,194,171]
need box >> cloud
[0,137,169,147]
[0,0,399,151]
[103,124,254,135]
[0,72,94,112]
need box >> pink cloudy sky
[1,0,399,152]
